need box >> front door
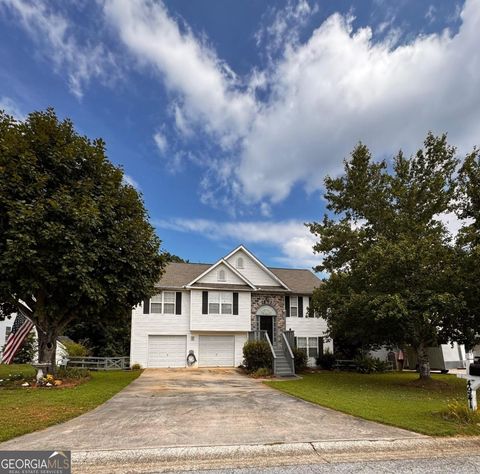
[259,315,274,343]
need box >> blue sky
[1,0,477,268]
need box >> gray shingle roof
[156,262,322,294]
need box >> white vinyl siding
[197,263,245,285]
[147,335,186,368]
[199,336,235,367]
[190,290,251,332]
[130,293,190,367]
[225,249,280,287]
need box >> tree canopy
[0,108,165,368]
[308,133,478,379]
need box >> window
[163,291,175,314]
[290,297,298,317]
[296,337,318,359]
[208,292,233,314]
[150,292,176,314]
[221,292,233,314]
[209,292,220,314]
[5,326,11,343]
[297,337,307,354]
[218,269,226,282]
[151,294,162,313]
[236,257,244,269]
[308,337,318,358]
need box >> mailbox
[470,357,480,377]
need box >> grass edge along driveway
[0,364,141,443]
[266,371,480,437]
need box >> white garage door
[199,336,235,367]
[147,335,186,368]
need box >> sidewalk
[74,436,480,473]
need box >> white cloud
[0,96,24,120]
[238,1,480,202]
[153,131,168,154]
[255,0,318,58]
[0,0,117,99]
[156,218,321,268]
[103,0,257,147]
[102,0,480,211]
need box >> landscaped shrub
[293,348,308,373]
[316,349,336,370]
[63,340,91,358]
[243,341,273,373]
[55,367,90,379]
[131,363,142,370]
[354,355,389,374]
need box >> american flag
[1,311,34,364]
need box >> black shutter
[233,292,239,315]
[143,298,150,314]
[318,337,324,356]
[175,292,182,314]
[294,336,297,348]
[298,296,304,318]
[202,291,208,314]
[285,295,290,317]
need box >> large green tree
[307,133,469,379]
[0,108,165,369]
[455,149,480,350]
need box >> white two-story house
[130,245,332,373]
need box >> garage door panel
[199,336,234,367]
[147,335,186,368]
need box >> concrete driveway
[0,369,422,451]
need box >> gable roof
[156,262,322,294]
[223,245,290,290]
[186,258,257,289]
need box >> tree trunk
[416,344,431,380]
[37,327,57,374]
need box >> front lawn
[266,371,480,436]
[0,364,141,442]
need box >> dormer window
[218,269,226,282]
[236,257,244,269]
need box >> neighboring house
[130,245,332,374]
[0,313,67,364]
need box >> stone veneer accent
[251,293,286,344]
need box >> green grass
[266,371,480,436]
[0,364,141,442]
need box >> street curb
[72,436,480,466]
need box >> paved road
[0,368,421,451]
[173,456,480,474]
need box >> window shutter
[143,298,150,314]
[202,291,208,314]
[285,295,290,317]
[307,296,311,317]
[318,337,324,356]
[233,292,239,315]
[294,336,297,348]
[175,292,182,315]
[298,296,304,318]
